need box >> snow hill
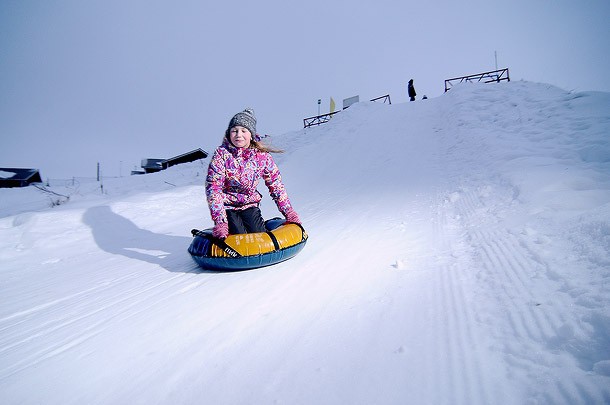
[1,81,609,404]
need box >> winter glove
[284,209,301,224]
[212,222,229,239]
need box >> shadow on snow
[83,205,200,273]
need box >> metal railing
[444,68,510,92]
[370,94,391,104]
[303,111,341,128]
[303,94,392,128]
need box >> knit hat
[227,108,257,140]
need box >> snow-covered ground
[1,81,609,404]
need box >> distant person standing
[408,79,417,101]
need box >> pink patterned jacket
[205,138,293,225]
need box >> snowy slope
[1,81,609,404]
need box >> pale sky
[1,0,609,179]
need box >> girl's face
[229,126,252,148]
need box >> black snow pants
[226,206,266,235]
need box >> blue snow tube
[188,218,307,271]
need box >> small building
[0,168,43,188]
[162,148,208,170]
[137,148,208,175]
[141,158,165,174]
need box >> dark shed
[162,148,208,169]
[0,168,43,188]
[139,148,209,174]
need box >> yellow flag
[330,97,336,113]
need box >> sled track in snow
[424,189,494,405]
[451,186,610,404]
[0,269,204,380]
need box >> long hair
[250,138,284,153]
